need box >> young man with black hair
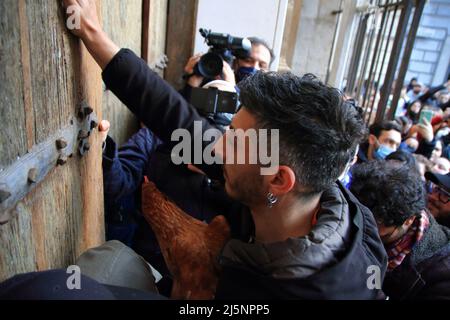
[63,0,387,299]
[351,160,450,299]
[357,121,402,162]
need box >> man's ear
[368,134,377,146]
[266,165,296,196]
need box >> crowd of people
[1,0,449,301]
[351,80,450,229]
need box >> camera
[190,87,240,115]
[194,28,252,79]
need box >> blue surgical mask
[399,141,416,153]
[374,144,396,159]
[235,66,257,83]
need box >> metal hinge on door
[0,101,98,224]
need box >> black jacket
[216,183,387,299]
[102,128,236,279]
[383,214,450,300]
[102,48,388,299]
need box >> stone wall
[406,0,450,86]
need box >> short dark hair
[239,72,367,193]
[369,121,402,138]
[248,37,275,66]
[386,149,417,168]
[350,160,426,227]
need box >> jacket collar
[220,183,352,278]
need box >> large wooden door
[101,0,168,146]
[0,0,170,282]
[102,0,142,146]
[0,0,104,282]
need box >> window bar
[388,0,426,119]
[375,0,413,122]
[367,3,398,123]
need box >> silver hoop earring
[266,192,278,208]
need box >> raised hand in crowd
[409,117,434,142]
[184,53,204,87]
[99,120,110,143]
[221,60,236,86]
[63,0,119,69]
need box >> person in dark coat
[99,50,387,299]
[63,0,387,299]
[351,160,450,300]
[101,81,240,295]
[101,126,237,293]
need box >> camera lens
[196,53,223,78]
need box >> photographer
[183,52,237,89]
[181,34,274,99]
[235,37,274,80]
[64,0,387,299]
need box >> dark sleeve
[418,85,445,103]
[102,49,223,180]
[102,128,159,199]
[416,138,437,159]
[178,83,193,101]
[416,246,450,300]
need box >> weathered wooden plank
[30,159,84,270]
[0,0,105,282]
[0,156,85,282]
[78,51,105,250]
[0,203,35,281]
[0,0,28,168]
[0,113,97,219]
[101,0,142,146]
[143,0,168,77]
[18,0,35,151]
[142,0,151,61]
[79,0,105,251]
[26,0,77,144]
[165,0,198,90]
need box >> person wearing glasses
[426,171,450,228]
[350,160,450,300]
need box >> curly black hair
[386,149,417,168]
[350,160,426,227]
[239,72,368,193]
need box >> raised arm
[63,0,212,141]
[417,83,447,104]
[63,0,119,69]
[63,0,223,180]
[103,128,160,199]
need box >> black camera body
[194,28,251,79]
[190,87,239,115]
